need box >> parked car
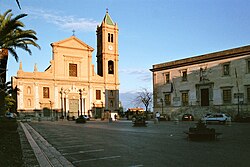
[182,114,194,121]
[5,112,16,119]
[76,115,86,123]
[201,113,231,124]
[83,115,90,120]
[159,114,171,121]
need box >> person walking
[155,112,160,123]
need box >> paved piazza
[28,120,250,167]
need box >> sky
[1,0,250,94]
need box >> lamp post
[49,100,53,121]
[235,68,240,116]
[101,101,104,119]
[79,89,83,116]
[160,98,164,115]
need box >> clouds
[119,68,152,82]
[119,68,152,93]
[26,8,98,32]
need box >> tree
[5,94,16,112]
[1,81,19,113]
[133,88,152,113]
[0,9,40,115]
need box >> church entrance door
[201,88,209,106]
[95,108,102,118]
[69,99,79,118]
[43,107,51,117]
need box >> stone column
[54,86,58,109]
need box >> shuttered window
[43,87,49,98]
[69,63,77,77]
[96,90,101,100]
[223,89,231,104]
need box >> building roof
[150,45,250,72]
[102,11,115,26]
[51,36,94,51]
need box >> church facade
[12,12,119,119]
[150,46,250,120]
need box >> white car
[83,115,90,120]
[5,112,16,119]
[201,113,231,124]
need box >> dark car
[182,114,194,121]
[75,115,86,123]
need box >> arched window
[27,99,31,107]
[108,61,114,74]
[110,100,113,107]
[27,86,31,94]
[110,90,113,96]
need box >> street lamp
[79,89,83,116]
[160,98,164,115]
[101,101,104,119]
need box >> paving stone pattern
[18,124,40,167]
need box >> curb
[20,122,74,167]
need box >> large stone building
[150,45,250,120]
[12,11,119,119]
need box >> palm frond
[7,47,18,62]
[0,9,40,61]
[16,0,21,10]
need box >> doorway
[201,88,209,106]
[69,99,79,117]
[43,107,50,117]
[95,108,102,118]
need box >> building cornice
[150,45,250,72]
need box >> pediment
[51,36,94,51]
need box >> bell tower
[96,10,119,82]
[96,10,119,115]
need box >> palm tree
[0,9,40,115]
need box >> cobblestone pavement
[19,122,74,167]
[18,123,39,167]
[23,120,250,167]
